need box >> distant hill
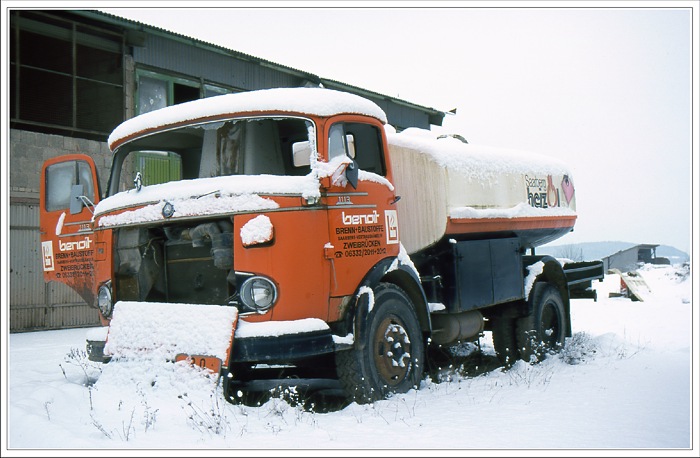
[536,241,690,264]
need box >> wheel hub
[373,316,412,386]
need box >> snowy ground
[4,263,697,456]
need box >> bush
[559,332,598,365]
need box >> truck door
[324,118,401,298]
[39,154,101,306]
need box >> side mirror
[69,184,95,215]
[69,184,85,215]
[292,141,312,167]
[345,160,359,189]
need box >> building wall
[9,128,111,332]
[133,34,308,91]
[10,129,113,194]
[603,248,640,272]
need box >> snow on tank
[386,126,577,253]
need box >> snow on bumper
[104,301,238,361]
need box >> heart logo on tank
[562,175,575,204]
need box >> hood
[94,174,320,228]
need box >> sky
[82,1,700,256]
[5,263,696,454]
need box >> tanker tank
[386,126,577,254]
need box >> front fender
[350,250,431,348]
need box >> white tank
[386,127,577,254]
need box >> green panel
[136,152,181,186]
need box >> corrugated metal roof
[75,10,319,80]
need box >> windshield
[107,117,315,197]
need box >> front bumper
[86,316,346,368]
[230,317,337,364]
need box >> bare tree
[557,245,585,262]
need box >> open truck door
[40,154,101,307]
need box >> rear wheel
[490,317,519,367]
[516,282,567,363]
[336,283,425,404]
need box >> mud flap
[104,301,238,373]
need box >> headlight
[239,276,277,313]
[97,282,113,318]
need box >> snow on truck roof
[107,87,388,150]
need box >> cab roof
[108,87,388,150]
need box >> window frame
[135,69,236,115]
[10,10,125,138]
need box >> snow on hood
[97,193,279,228]
[94,174,320,227]
[108,87,388,149]
[386,126,572,180]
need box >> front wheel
[516,282,567,363]
[336,283,425,404]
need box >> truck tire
[223,364,271,406]
[336,283,425,404]
[516,282,567,363]
[490,317,519,367]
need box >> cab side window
[328,122,385,176]
[45,160,95,212]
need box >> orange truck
[39,87,603,403]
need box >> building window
[137,75,168,114]
[204,84,231,98]
[10,11,124,139]
[136,70,233,115]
